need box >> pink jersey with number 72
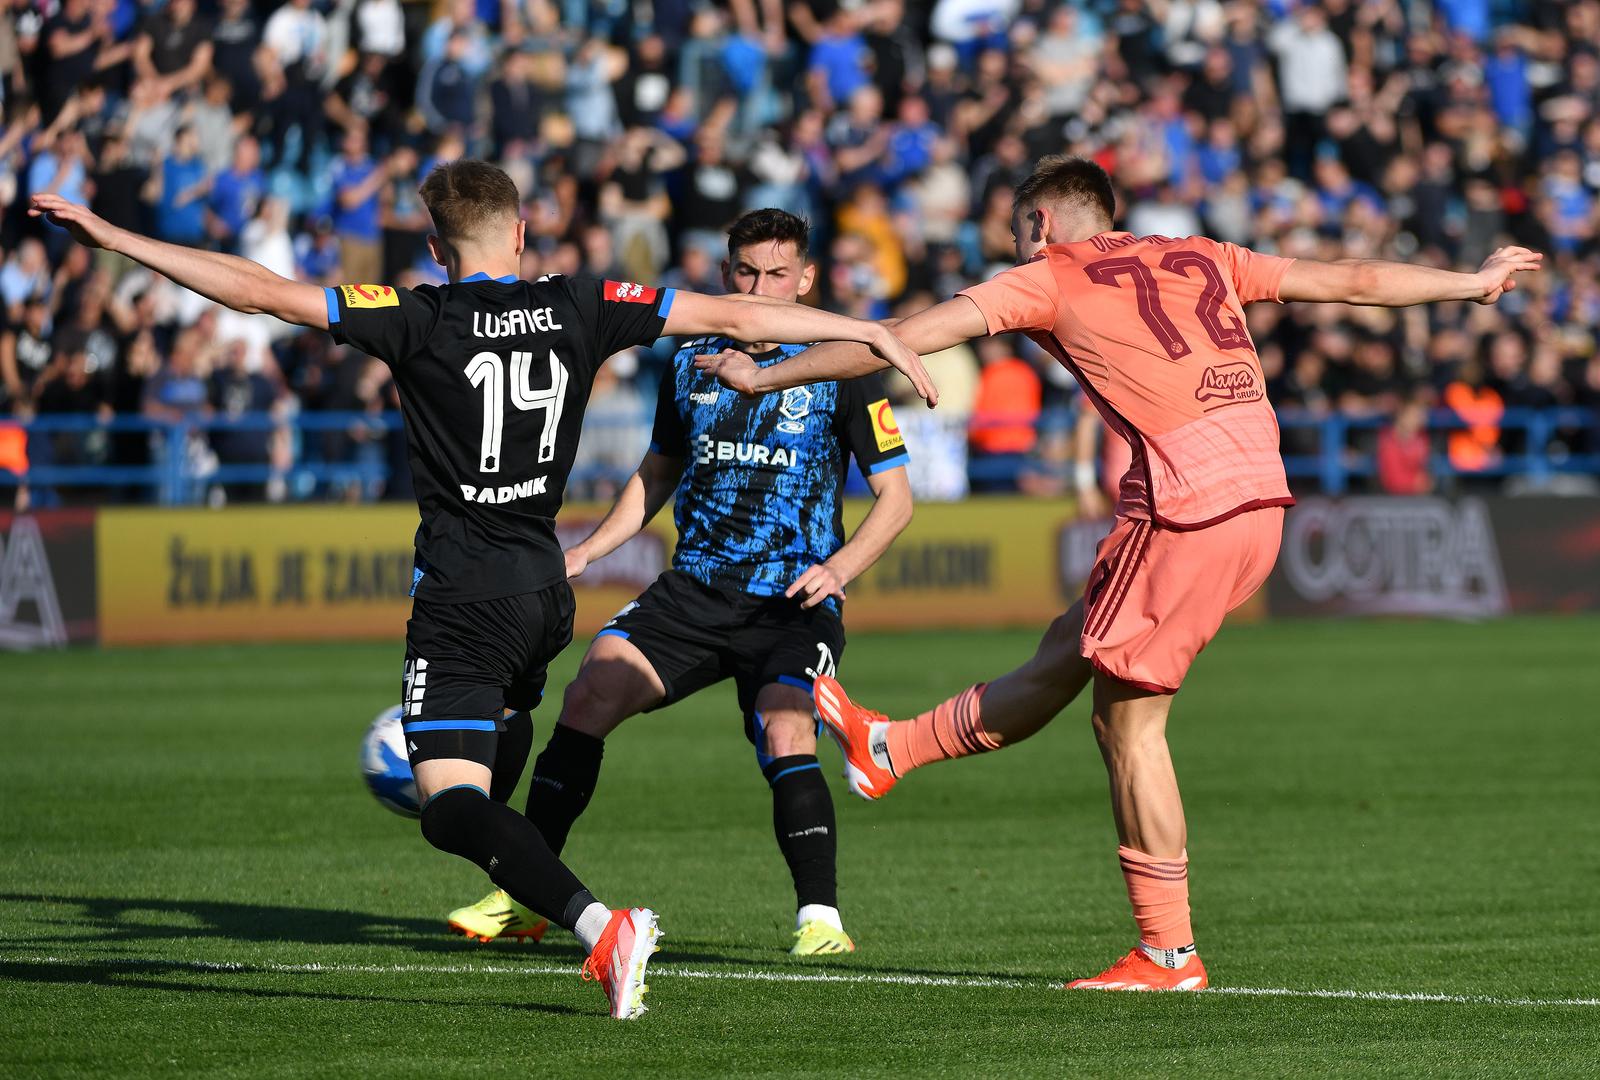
[960,232,1298,529]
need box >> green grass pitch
[3,617,1598,1077]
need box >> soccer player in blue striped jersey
[446,209,914,955]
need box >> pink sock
[1118,845,1193,948]
[884,684,994,773]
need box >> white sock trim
[867,721,897,776]
[574,902,611,954]
[797,904,844,932]
[1140,941,1197,970]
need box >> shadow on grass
[0,958,584,1015]
[0,894,1026,981]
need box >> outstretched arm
[565,451,685,580]
[668,291,940,403]
[29,193,328,329]
[695,295,988,401]
[1278,247,1543,307]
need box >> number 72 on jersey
[464,350,570,473]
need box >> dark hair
[726,208,811,262]
[1012,155,1116,226]
[418,159,522,246]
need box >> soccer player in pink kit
[698,156,1541,990]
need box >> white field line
[5,954,1597,1009]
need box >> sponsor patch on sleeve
[604,280,659,305]
[339,284,399,309]
[869,398,904,453]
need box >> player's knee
[559,673,623,738]
[419,785,485,856]
[762,710,818,757]
[1091,705,1168,757]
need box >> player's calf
[756,695,853,955]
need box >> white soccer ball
[361,705,420,818]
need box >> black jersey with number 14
[326,273,673,603]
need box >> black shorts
[598,570,845,750]
[401,582,575,767]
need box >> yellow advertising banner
[96,506,421,645]
[95,499,1100,646]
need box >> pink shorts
[1080,508,1284,694]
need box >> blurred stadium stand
[3,0,1599,509]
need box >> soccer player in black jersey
[30,168,928,1019]
[445,210,914,956]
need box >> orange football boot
[813,675,898,800]
[1065,948,1209,991]
[581,907,662,1019]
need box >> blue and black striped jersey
[651,339,910,602]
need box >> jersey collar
[460,272,519,284]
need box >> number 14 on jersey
[464,350,569,473]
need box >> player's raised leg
[1064,674,1206,991]
[752,683,853,956]
[816,600,1094,800]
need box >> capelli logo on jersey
[1195,362,1263,404]
[695,433,799,468]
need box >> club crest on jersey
[604,280,658,305]
[340,283,398,309]
[778,386,812,433]
[459,477,549,504]
[869,398,904,453]
[1195,362,1263,404]
[696,433,798,468]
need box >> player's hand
[564,547,589,580]
[1472,246,1543,305]
[695,348,761,396]
[870,326,939,408]
[787,563,846,609]
[27,193,122,251]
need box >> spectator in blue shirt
[808,11,871,109]
[207,135,266,252]
[27,131,91,209]
[1485,33,1531,133]
[884,95,940,187]
[329,128,388,282]
[154,127,211,245]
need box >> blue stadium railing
[2,407,1598,503]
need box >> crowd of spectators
[2,0,1599,507]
